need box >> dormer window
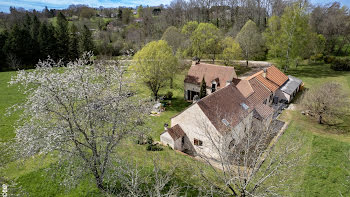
[211,81,217,93]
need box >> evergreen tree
[56,12,69,61]
[24,13,32,30]
[38,22,58,60]
[80,25,94,53]
[69,24,80,60]
[4,25,36,68]
[199,77,207,99]
[31,15,41,61]
[0,31,8,71]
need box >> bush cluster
[330,57,350,71]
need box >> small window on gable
[222,119,230,126]
[194,138,203,146]
[240,103,249,110]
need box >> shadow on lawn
[286,63,350,79]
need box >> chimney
[262,68,267,78]
[192,95,200,103]
[192,56,200,65]
[164,123,168,131]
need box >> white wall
[275,89,290,102]
[171,104,254,160]
[160,131,174,149]
[171,104,223,159]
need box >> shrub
[146,144,163,151]
[330,57,350,71]
[324,55,336,64]
[147,136,154,145]
[165,91,173,100]
[310,53,324,62]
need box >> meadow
[1,62,350,196]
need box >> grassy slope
[0,71,24,142]
[276,63,350,196]
[1,63,350,196]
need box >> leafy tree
[236,20,265,66]
[221,37,243,66]
[181,21,199,38]
[69,24,80,60]
[9,53,151,193]
[278,4,310,70]
[199,77,207,99]
[308,33,326,61]
[133,40,177,99]
[264,15,281,59]
[80,25,94,53]
[161,26,184,54]
[137,5,144,18]
[191,23,222,62]
[56,12,70,61]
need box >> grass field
[1,62,350,196]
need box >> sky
[0,0,349,13]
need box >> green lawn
[1,62,350,196]
[276,63,350,196]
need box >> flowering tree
[9,53,151,192]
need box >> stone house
[184,62,237,101]
[160,81,274,160]
[161,65,300,160]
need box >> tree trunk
[318,115,323,124]
[246,60,249,67]
[170,77,173,89]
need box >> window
[263,99,267,104]
[194,138,203,146]
[240,103,249,110]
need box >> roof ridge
[245,70,264,80]
[196,62,235,69]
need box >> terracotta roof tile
[246,78,271,108]
[236,80,254,98]
[184,63,237,88]
[255,74,279,92]
[245,70,264,81]
[266,66,288,86]
[167,124,185,140]
[254,103,274,120]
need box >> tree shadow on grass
[286,64,350,79]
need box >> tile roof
[246,78,271,108]
[167,124,185,140]
[236,80,254,98]
[231,78,241,86]
[254,103,274,120]
[266,66,288,86]
[197,84,251,135]
[255,74,279,92]
[184,63,237,88]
